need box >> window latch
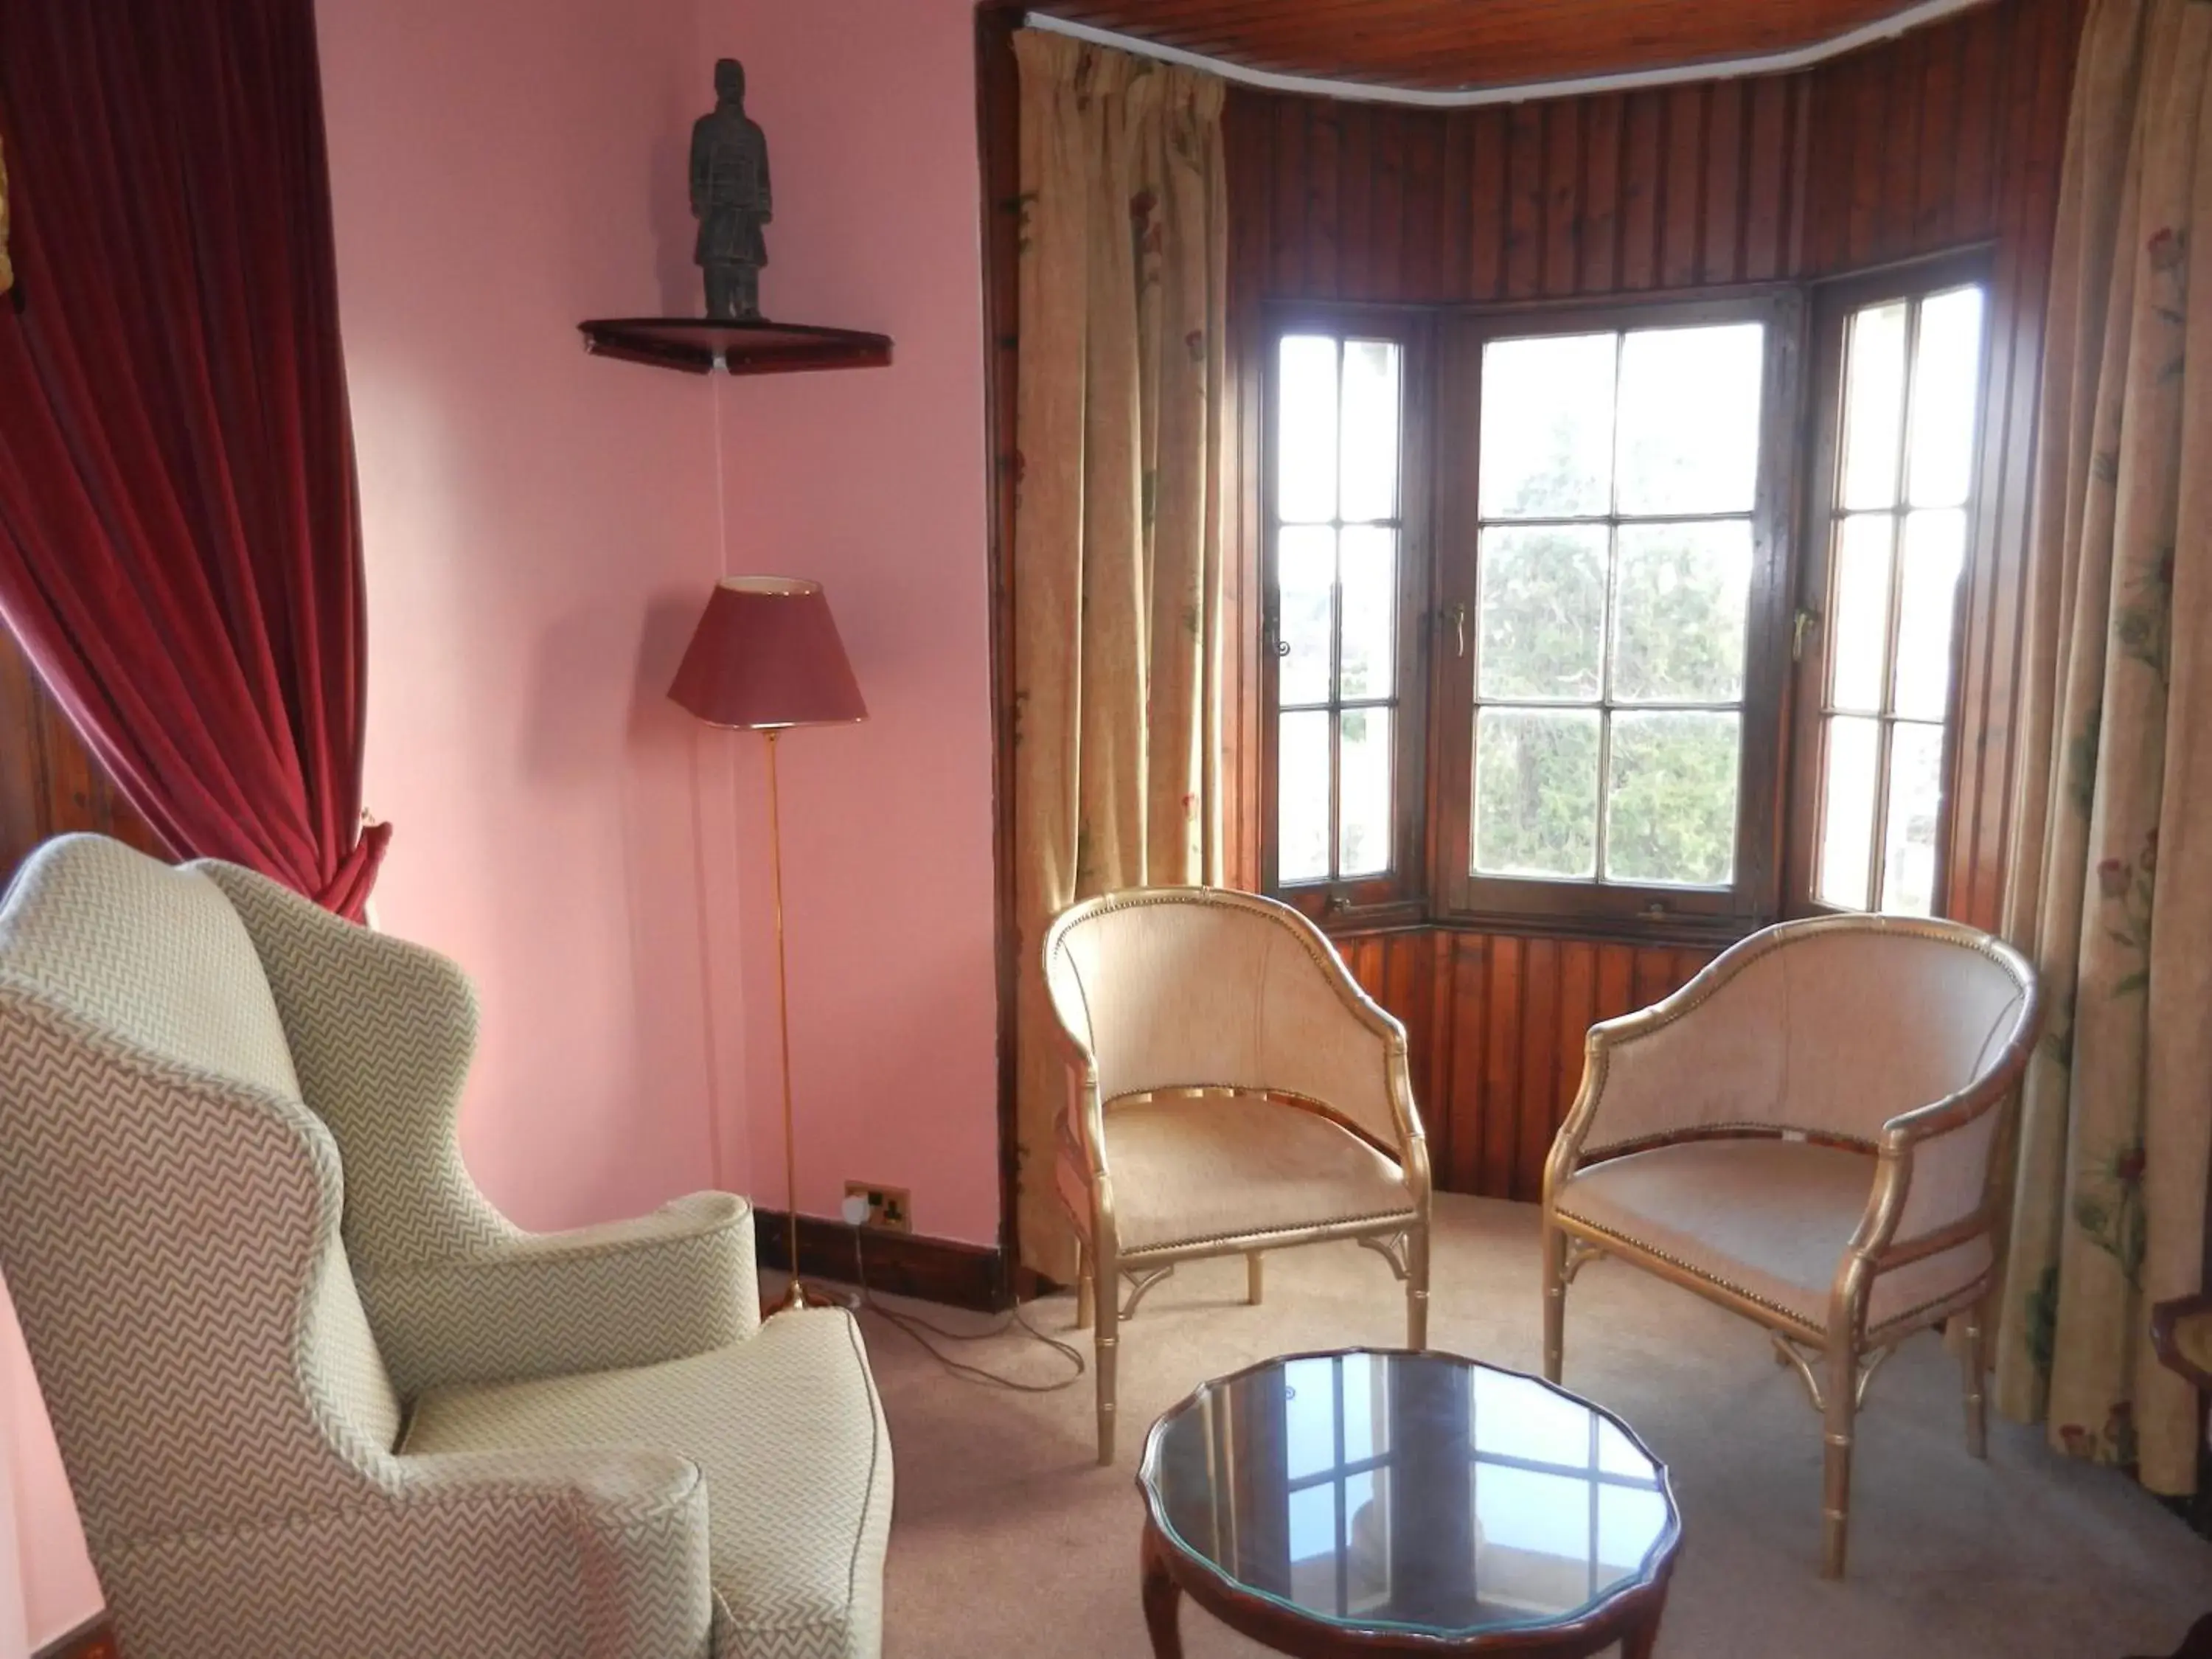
[1792,607,1821,662]
[1440,602,1468,659]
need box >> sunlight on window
[1814,283,1985,917]
[1818,715,1881,909]
[1470,322,1761,889]
[1478,333,1615,520]
[1272,334,1405,891]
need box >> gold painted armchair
[1540,914,2037,1578]
[1043,887,1432,1464]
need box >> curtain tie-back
[318,817,392,922]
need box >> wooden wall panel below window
[1335,928,1712,1202]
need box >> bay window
[1263,257,1986,936]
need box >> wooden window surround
[1787,248,1995,922]
[1264,259,1989,944]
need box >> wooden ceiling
[1031,1,1972,92]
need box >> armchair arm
[2152,1293,2212,1391]
[1840,1026,2035,1282]
[102,1445,717,1659]
[360,1192,759,1397]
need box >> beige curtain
[1009,29,1229,1283]
[1995,0,2212,1497]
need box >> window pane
[1829,513,1893,714]
[1472,707,1601,879]
[1478,333,1617,519]
[1615,322,1764,515]
[1279,336,1339,524]
[1604,711,1741,887]
[1278,710,1331,883]
[1277,526,1335,707]
[1340,708,1393,877]
[1841,302,1908,509]
[1599,1486,1672,1572]
[1476,525,1608,701]
[1610,521,1753,704]
[1287,1484,1338,1609]
[1339,527,1397,701]
[1340,340,1402,523]
[1880,722,1946,915]
[1907,286,1985,509]
[1817,714,1881,908]
[1893,509,1966,720]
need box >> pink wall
[317,0,743,1232]
[320,0,1001,1246]
[1,1278,79,1655]
[705,0,1001,1245]
[5,0,1000,1642]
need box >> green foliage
[1473,519,1747,887]
[1605,714,1740,885]
[1473,709,1599,877]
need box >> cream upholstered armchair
[1541,913,2037,1579]
[1043,887,1431,1464]
[0,835,891,1659]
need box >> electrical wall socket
[844,1180,912,1234]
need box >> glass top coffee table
[1137,1349,1680,1658]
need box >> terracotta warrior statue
[690,58,771,321]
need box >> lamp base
[767,1277,858,1317]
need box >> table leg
[1140,1521,1184,1659]
[1619,1601,1666,1659]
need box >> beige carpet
[844,1194,2212,1658]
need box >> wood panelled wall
[1224,0,2086,1200]
[1333,931,1717,1203]
[0,632,159,880]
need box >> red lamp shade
[668,577,868,729]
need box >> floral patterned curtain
[1995,0,2212,1498]
[1009,29,1229,1283]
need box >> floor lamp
[669,576,866,1314]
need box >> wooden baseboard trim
[33,1615,116,1659]
[753,1208,1009,1312]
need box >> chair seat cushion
[1554,1138,1992,1334]
[1086,1092,1414,1254]
[403,1308,891,1659]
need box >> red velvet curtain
[0,0,387,918]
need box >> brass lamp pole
[669,575,866,1315]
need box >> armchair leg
[1821,1342,1859,1579]
[1094,1233,1119,1466]
[1074,1238,1093,1332]
[1406,1222,1430,1351]
[1540,1217,1566,1382]
[1246,1252,1264,1306]
[1962,1303,1989,1460]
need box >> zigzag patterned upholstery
[406,1310,889,1659]
[0,835,893,1659]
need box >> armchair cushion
[1554,1139,1992,1333]
[404,1307,892,1659]
[1072,1093,1414,1254]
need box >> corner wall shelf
[578,317,893,377]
